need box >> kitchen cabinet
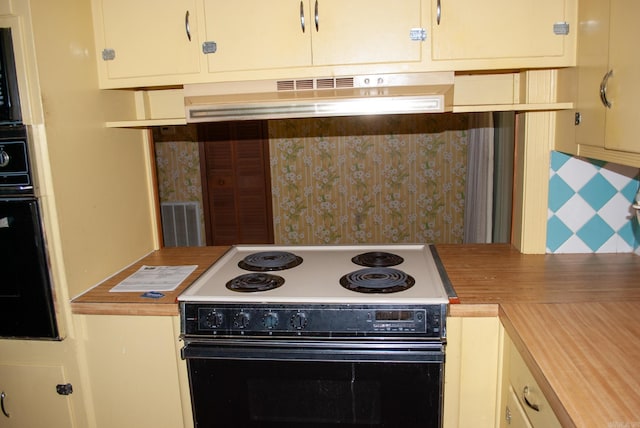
[430,0,576,70]
[92,0,579,90]
[78,315,191,428]
[202,0,424,74]
[500,334,561,428]
[0,363,74,428]
[91,0,201,88]
[572,0,640,165]
[443,316,503,427]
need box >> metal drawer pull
[436,0,441,25]
[300,1,305,33]
[1,391,9,418]
[599,69,613,109]
[314,0,319,31]
[522,386,540,411]
[185,10,192,41]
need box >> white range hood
[184,72,454,122]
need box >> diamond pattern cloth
[547,152,639,253]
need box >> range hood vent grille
[276,77,357,92]
[184,72,454,122]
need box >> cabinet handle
[314,0,319,31]
[522,386,540,412]
[436,0,441,25]
[300,1,305,33]
[1,391,9,418]
[599,69,613,109]
[185,10,192,41]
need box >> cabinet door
[311,0,424,66]
[602,0,640,153]
[202,0,311,73]
[431,0,570,64]
[574,0,609,148]
[94,0,200,83]
[0,364,73,428]
[81,315,189,428]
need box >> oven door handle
[182,341,444,363]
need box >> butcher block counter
[71,243,640,427]
[71,246,231,316]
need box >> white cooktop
[179,244,450,304]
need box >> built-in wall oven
[0,27,58,339]
[180,245,454,427]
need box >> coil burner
[226,273,285,293]
[238,251,303,272]
[351,251,404,267]
[340,267,415,294]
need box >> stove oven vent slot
[161,202,202,247]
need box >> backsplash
[268,114,470,244]
[547,151,640,253]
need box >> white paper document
[110,265,198,292]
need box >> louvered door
[199,121,274,245]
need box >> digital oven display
[374,310,414,321]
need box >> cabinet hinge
[56,383,73,396]
[409,28,427,41]
[575,112,582,125]
[202,41,217,54]
[101,48,116,61]
[553,22,570,35]
[505,405,512,424]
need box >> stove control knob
[262,312,279,329]
[203,311,224,329]
[233,312,251,329]
[290,312,308,330]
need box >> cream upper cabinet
[0,364,74,428]
[430,0,576,70]
[92,0,201,88]
[575,0,640,157]
[202,0,424,74]
[201,0,311,73]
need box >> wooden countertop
[70,246,230,316]
[434,244,640,428]
[500,302,640,428]
[435,243,640,316]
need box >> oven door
[183,339,444,428]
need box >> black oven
[184,340,443,428]
[181,303,446,428]
[0,27,58,339]
[0,28,22,125]
[0,127,58,339]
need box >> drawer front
[509,343,561,428]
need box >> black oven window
[248,378,381,424]
[187,358,442,428]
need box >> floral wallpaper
[152,125,205,245]
[268,114,470,245]
[153,116,470,247]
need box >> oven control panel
[181,303,446,339]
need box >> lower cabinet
[444,316,562,428]
[500,334,561,428]
[0,363,74,428]
[77,315,192,428]
[443,316,504,428]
